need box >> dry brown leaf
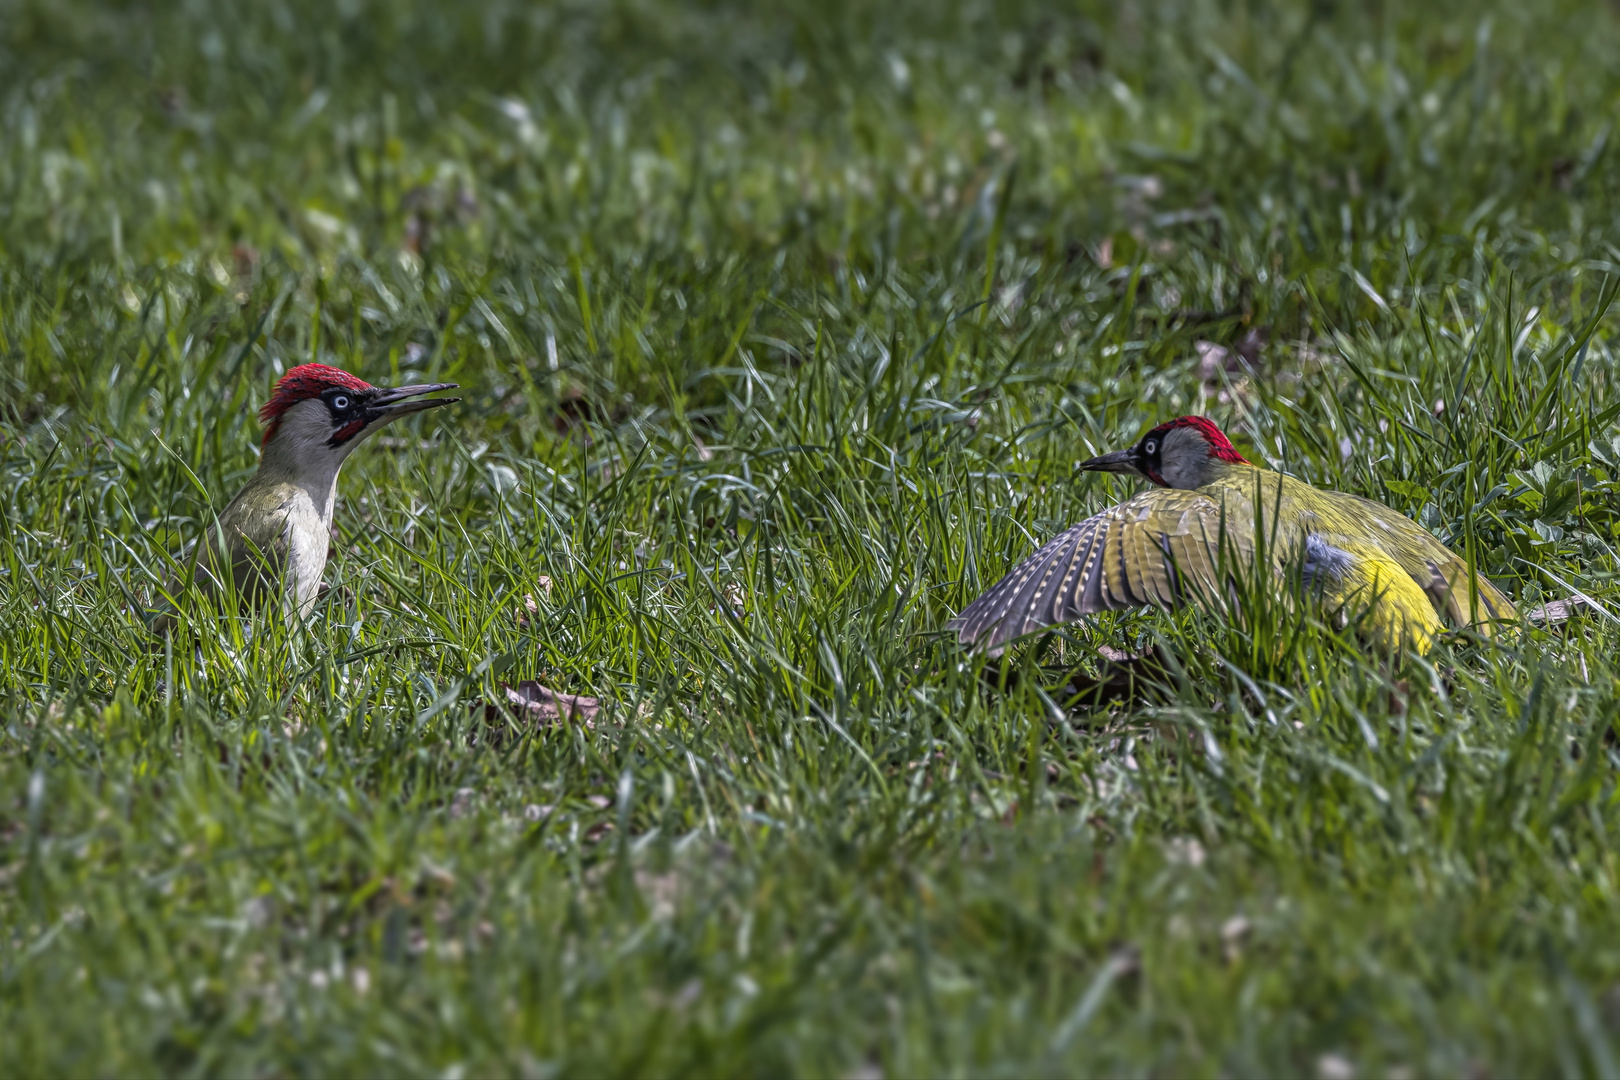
[515,580,554,630]
[1195,339,1234,380]
[1527,596,1595,625]
[500,680,599,725]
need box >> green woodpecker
[156,363,458,632]
[951,416,1515,654]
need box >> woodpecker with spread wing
[951,416,1515,654]
[155,364,458,632]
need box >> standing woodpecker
[156,363,458,631]
[951,416,1516,654]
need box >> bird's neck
[1190,457,1269,492]
[1208,458,1261,481]
[1164,453,1259,490]
[252,441,344,526]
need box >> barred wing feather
[951,490,1241,652]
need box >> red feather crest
[1149,416,1249,464]
[258,364,373,443]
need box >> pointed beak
[1078,448,1144,477]
[366,382,460,422]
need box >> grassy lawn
[7,0,1620,1073]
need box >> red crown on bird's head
[258,364,374,444]
[1147,416,1249,464]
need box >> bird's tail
[1432,559,1517,636]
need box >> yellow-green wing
[1308,488,1517,634]
[951,488,1249,652]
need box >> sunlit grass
[5,0,1620,1074]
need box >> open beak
[1078,447,1144,477]
[367,382,460,422]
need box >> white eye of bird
[1144,439,1158,455]
[332,395,350,411]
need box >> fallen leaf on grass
[514,580,555,630]
[1526,595,1597,625]
[1196,334,1266,407]
[506,681,599,724]
[483,681,599,726]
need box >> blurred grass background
[6,0,1620,1074]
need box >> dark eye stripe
[329,418,367,446]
